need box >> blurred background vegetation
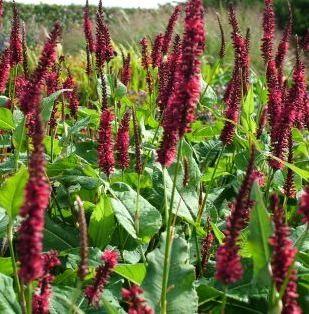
[0,1,307,71]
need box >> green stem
[221,286,228,314]
[134,173,141,236]
[162,167,169,228]
[50,128,55,163]
[160,139,183,314]
[14,117,26,171]
[197,145,225,225]
[7,221,26,313]
[265,169,275,203]
[26,282,32,314]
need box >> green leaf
[241,87,256,133]
[0,166,29,218]
[0,108,15,130]
[111,183,162,243]
[114,264,146,285]
[142,233,198,313]
[0,274,21,314]
[41,89,70,123]
[13,116,27,154]
[210,222,224,244]
[247,183,272,286]
[0,258,13,276]
[89,196,116,249]
[0,208,9,238]
[44,216,79,251]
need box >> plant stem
[221,286,228,314]
[50,127,55,163]
[14,117,26,171]
[26,282,33,314]
[162,167,169,228]
[134,173,141,235]
[7,221,26,313]
[160,139,183,314]
[197,145,225,225]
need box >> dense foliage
[0,0,308,314]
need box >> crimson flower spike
[216,12,226,59]
[270,48,306,170]
[32,251,61,314]
[161,4,182,55]
[0,0,3,20]
[63,71,80,119]
[20,22,61,118]
[85,250,118,307]
[284,133,296,198]
[157,0,205,167]
[261,0,275,64]
[157,34,182,114]
[18,109,51,283]
[215,149,256,285]
[275,5,292,87]
[140,37,153,94]
[120,53,131,87]
[269,195,302,313]
[98,108,115,177]
[0,48,12,93]
[122,285,154,314]
[9,1,23,66]
[115,110,131,170]
[151,33,164,68]
[83,0,96,53]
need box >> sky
[13,0,184,9]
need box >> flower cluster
[98,108,115,177]
[157,0,205,167]
[0,48,11,93]
[115,110,131,170]
[162,4,182,55]
[284,134,296,198]
[120,52,131,87]
[151,33,164,68]
[85,250,119,307]
[269,195,301,314]
[83,0,95,53]
[32,251,61,314]
[9,3,23,66]
[157,35,181,113]
[261,0,275,64]
[122,285,154,314]
[18,113,51,283]
[63,72,80,119]
[216,150,255,284]
[95,11,115,69]
[140,37,152,93]
[220,5,249,145]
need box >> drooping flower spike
[85,249,119,307]
[32,251,61,314]
[269,195,302,314]
[298,186,309,224]
[261,0,275,64]
[83,0,96,53]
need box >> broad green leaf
[89,196,116,249]
[114,264,146,285]
[201,167,230,182]
[0,274,21,314]
[196,281,223,306]
[241,87,256,133]
[247,183,272,286]
[44,216,79,251]
[13,116,27,154]
[41,89,70,123]
[111,182,162,243]
[210,222,224,244]
[142,233,198,313]
[0,166,29,218]
[0,108,15,130]
[0,258,13,276]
